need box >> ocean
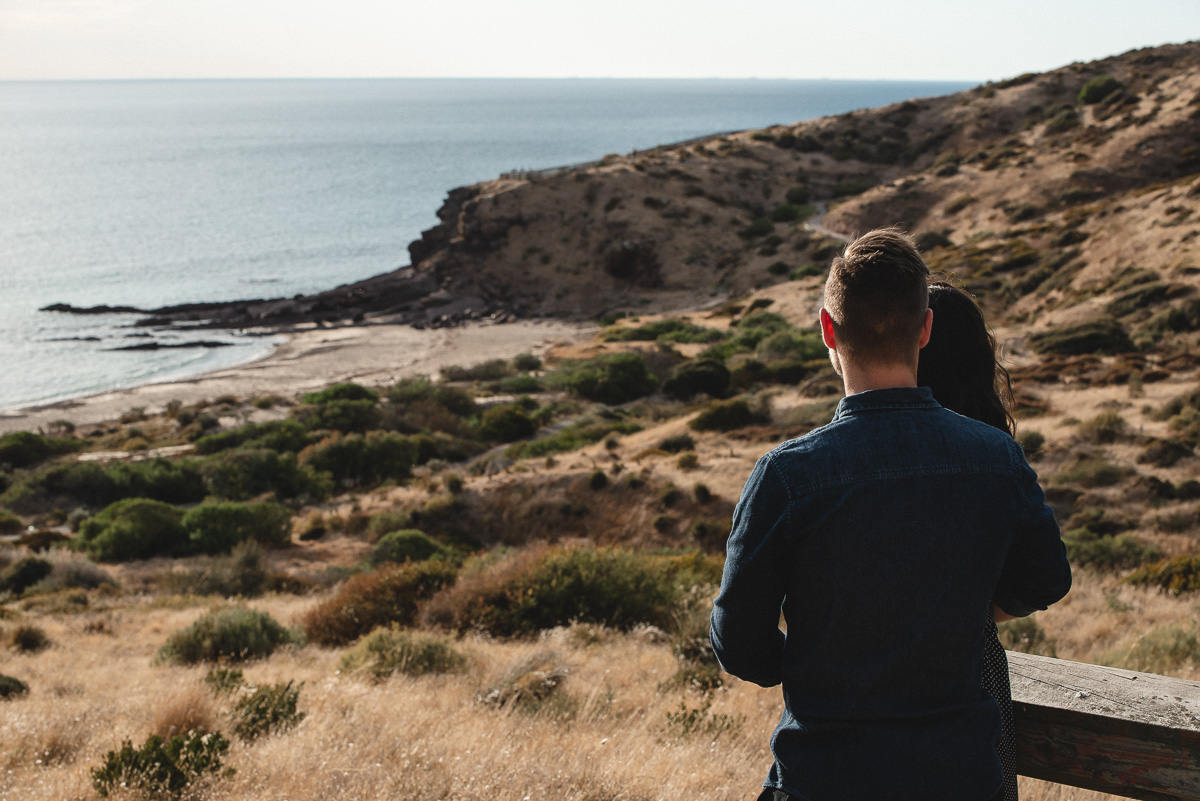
[0,78,973,411]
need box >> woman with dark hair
[918,281,1019,801]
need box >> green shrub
[589,469,610,490]
[997,616,1055,656]
[1063,528,1160,571]
[790,263,824,280]
[770,203,814,223]
[478,651,571,715]
[301,382,378,404]
[1053,457,1132,488]
[10,624,49,653]
[495,375,543,394]
[425,546,688,638]
[693,483,713,504]
[742,217,774,238]
[202,448,329,501]
[293,399,382,433]
[1077,410,1127,444]
[512,353,542,372]
[658,433,695,453]
[75,498,187,562]
[767,261,790,275]
[91,732,232,798]
[1017,430,1045,457]
[552,353,658,405]
[0,458,207,514]
[339,627,467,680]
[505,419,642,460]
[203,668,244,697]
[602,318,726,344]
[676,452,699,470]
[1030,319,1135,356]
[0,509,20,534]
[182,501,292,554]
[831,179,872,198]
[387,377,478,417]
[914,231,952,251]
[231,681,305,742]
[480,405,536,442]
[785,186,810,205]
[0,556,53,595]
[0,431,80,470]
[302,560,458,646]
[442,359,512,382]
[663,360,731,400]
[371,529,447,565]
[0,673,29,700]
[756,329,824,362]
[163,541,271,598]
[1101,624,1200,674]
[1125,556,1200,595]
[302,432,417,487]
[1106,283,1169,317]
[193,420,314,455]
[1078,75,1124,104]
[1044,106,1080,135]
[690,399,758,432]
[157,607,301,665]
[1139,438,1194,468]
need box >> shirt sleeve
[709,452,790,687]
[992,444,1073,618]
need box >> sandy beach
[0,319,592,434]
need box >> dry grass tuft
[151,685,217,739]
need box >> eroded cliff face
[72,41,1200,343]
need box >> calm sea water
[0,78,973,411]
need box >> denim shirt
[710,387,1071,801]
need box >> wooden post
[1008,651,1200,801]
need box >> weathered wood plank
[1008,651,1200,801]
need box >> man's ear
[819,308,837,349]
[918,307,933,349]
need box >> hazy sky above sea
[0,0,1195,81]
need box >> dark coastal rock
[109,340,234,351]
[41,302,145,314]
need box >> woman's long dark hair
[918,282,1015,436]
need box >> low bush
[495,375,543,394]
[163,541,271,598]
[589,469,609,490]
[423,546,684,638]
[339,627,467,680]
[193,420,314,456]
[1053,456,1132,488]
[551,353,658,405]
[914,231,952,251]
[1,458,207,514]
[1030,318,1135,356]
[479,405,536,442]
[1017,430,1045,457]
[1077,410,1127,444]
[690,399,759,432]
[157,607,302,665]
[1078,75,1124,105]
[1101,624,1199,675]
[202,448,330,501]
[0,673,29,700]
[505,419,642,460]
[0,510,20,534]
[0,431,80,470]
[1063,528,1160,571]
[203,668,244,697]
[1139,438,1193,468]
[387,377,478,417]
[91,732,232,798]
[292,399,382,433]
[1125,556,1200,595]
[231,681,305,742]
[442,360,512,382]
[371,529,447,565]
[182,501,292,554]
[10,624,50,653]
[75,498,188,562]
[301,432,417,487]
[0,556,53,595]
[658,433,695,453]
[742,217,774,238]
[1044,106,1080,135]
[602,318,726,344]
[997,617,1055,656]
[302,560,458,646]
[39,557,116,591]
[301,382,378,404]
[478,651,571,716]
[663,359,731,400]
[790,263,824,280]
[770,203,814,223]
[785,186,809,204]
[512,353,542,372]
[831,179,872,198]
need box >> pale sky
[1,0,1196,82]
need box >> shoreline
[0,319,593,434]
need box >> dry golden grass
[2,580,1185,801]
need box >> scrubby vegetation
[157,607,302,665]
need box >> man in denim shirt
[710,230,1071,801]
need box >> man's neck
[840,362,919,396]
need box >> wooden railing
[1009,652,1200,800]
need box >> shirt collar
[832,386,941,420]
